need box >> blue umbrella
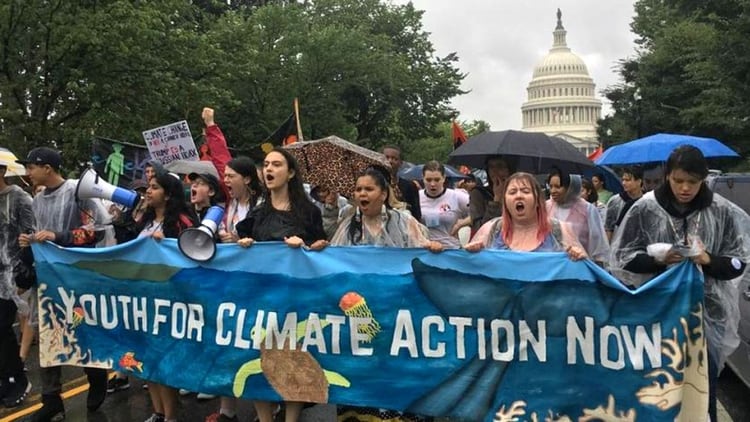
[398,163,469,181]
[596,133,739,166]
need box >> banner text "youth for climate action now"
[58,289,663,371]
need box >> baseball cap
[188,172,226,204]
[16,147,62,170]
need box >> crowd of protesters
[0,106,748,422]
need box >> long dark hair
[348,166,393,244]
[258,148,318,223]
[227,156,262,206]
[138,173,197,238]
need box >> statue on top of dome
[556,8,564,30]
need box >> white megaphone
[76,168,140,209]
[178,206,225,262]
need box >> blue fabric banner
[33,239,707,421]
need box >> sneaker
[30,394,65,422]
[87,372,108,411]
[1,374,31,408]
[178,388,192,396]
[196,392,216,400]
[144,413,165,422]
[107,376,130,393]
[205,412,238,422]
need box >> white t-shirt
[419,188,470,248]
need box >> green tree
[206,0,464,155]
[599,0,750,155]
[0,0,221,166]
[401,119,490,164]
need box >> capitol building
[521,10,602,155]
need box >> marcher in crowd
[135,172,198,422]
[207,157,262,422]
[591,172,613,205]
[603,166,643,241]
[333,165,441,421]
[546,167,609,263]
[382,145,421,220]
[419,161,471,249]
[580,178,606,219]
[218,157,262,244]
[189,172,226,220]
[466,172,586,260]
[17,147,111,421]
[0,159,34,409]
[469,156,515,234]
[642,163,664,192]
[235,148,327,422]
[200,107,232,184]
[609,145,749,422]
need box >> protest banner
[90,137,151,187]
[142,120,198,166]
[33,240,707,421]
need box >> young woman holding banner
[235,148,327,422]
[610,146,749,422]
[466,172,586,261]
[332,165,442,422]
[135,172,198,422]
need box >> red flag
[452,120,468,150]
[588,146,603,161]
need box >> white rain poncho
[331,208,431,248]
[32,179,112,243]
[0,184,34,314]
[546,174,610,262]
[610,188,750,369]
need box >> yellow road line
[0,373,115,422]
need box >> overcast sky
[395,0,639,130]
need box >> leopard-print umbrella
[285,136,390,198]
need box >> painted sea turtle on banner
[232,318,351,403]
[284,136,390,199]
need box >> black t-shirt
[236,205,326,245]
[398,178,421,221]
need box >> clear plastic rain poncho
[546,174,610,262]
[610,189,750,369]
[0,184,34,314]
[331,208,431,248]
[32,179,112,244]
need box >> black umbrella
[448,130,594,174]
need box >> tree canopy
[598,0,750,164]
[0,0,464,166]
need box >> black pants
[0,298,23,379]
[41,366,107,396]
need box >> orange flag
[452,120,468,150]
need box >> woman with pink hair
[465,172,585,260]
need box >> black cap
[188,172,225,204]
[16,147,62,170]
